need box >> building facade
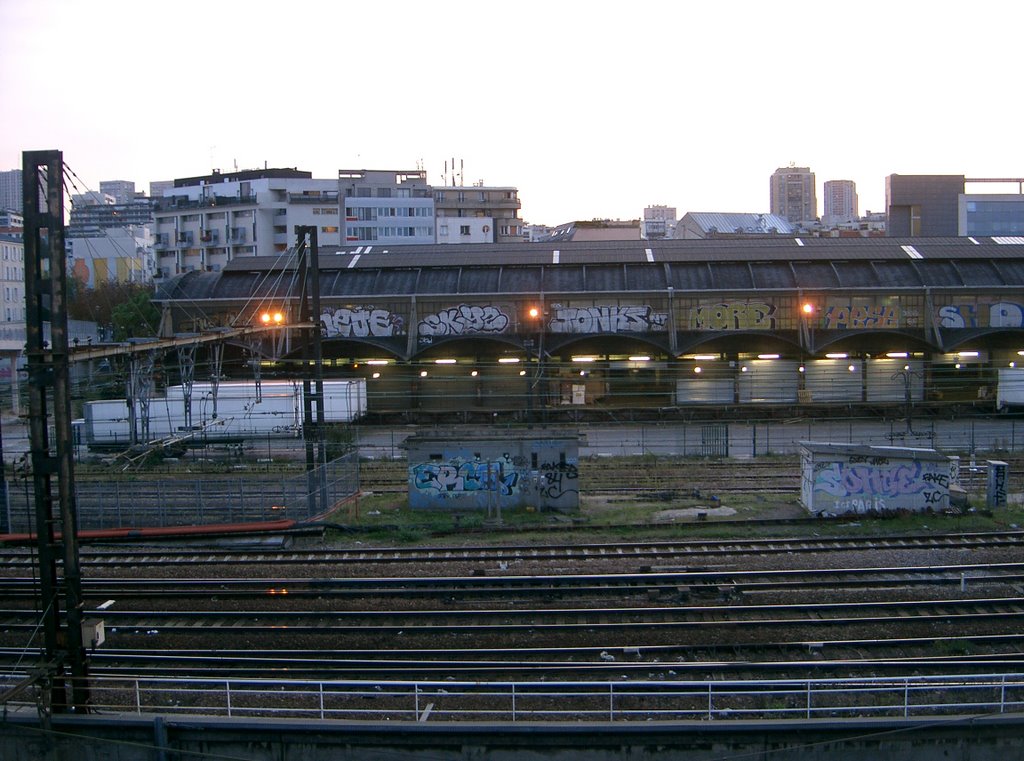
[68,226,155,287]
[339,169,435,246]
[152,168,340,276]
[823,180,858,226]
[69,196,156,237]
[770,166,817,223]
[434,184,523,244]
[99,180,139,205]
[0,169,24,214]
[959,194,1024,238]
[885,174,964,237]
[0,233,24,323]
[642,205,677,240]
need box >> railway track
[3,561,1023,600]
[3,530,1023,571]
[4,596,1024,634]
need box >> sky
[2,0,1022,226]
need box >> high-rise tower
[770,166,816,223]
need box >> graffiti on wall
[321,307,404,338]
[688,302,775,330]
[418,304,510,337]
[539,460,579,501]
[822,305,900,329]
[811,456,949,513]
[412,455,521,498]
[549,305,668,333]
[987,461,1008,507]
[938,302,1024,328]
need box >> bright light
[741,366,748,372]
[802,303,815,315]
[435,358,457,364]
[498,357,520,364]
[886,352,908,358]
[798,366,805,373]
[1018,351,1024,357]
[367,359,389,366]
[694,366,702,374]
[579,370,587,376]
[371,372,380,379]
[757,354,779,360]
[958,351,980,358]
[955,363,962,369]
[471,370,478,377]
[848,364,856,372]
[825,353,848,359]
[419,370,428,377]
[527,306,541,319]
[519,369,526,376]
[628,355,650,362]
[572,356,596,363]
[1011,362,1017,368]
[260,311,284,325]
[692,354,718,361]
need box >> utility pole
[22,149,90,712]
[295,226,327,515]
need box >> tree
[110,289,161,341]
[68,281,161,340]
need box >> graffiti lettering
[538,461,579,500]
[412,461,520,496]
[321,307,404,338]
[938,305,977,329]
[823,305,900,329]
[689,302,775,330]
[814,462,928,498]
[990,302,1024,328]
[418,304,510,336]
[549,305,668,334]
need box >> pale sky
[2,0,1021,226]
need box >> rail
[3,673,1023,722]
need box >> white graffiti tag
[321,307,404,338]
[418,305,510,336]
[549,305,668,334]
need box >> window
[460,225,470,236]
[321,226,339,233]
[439,224,448,236]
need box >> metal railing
[4,673,1022,722]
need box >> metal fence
[354,418,1024,460]
[3,451,359,533]
[3,672,1022,723]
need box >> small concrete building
[405,430,579,512]
[800,442,954,515]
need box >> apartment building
[770,166,817,223]
[152,168,340,276]
[433,183,522,244]
[339,169,435,246]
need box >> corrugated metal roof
[682,212,795,236]
[159,237,1024,301]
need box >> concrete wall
[4,714,1024,761]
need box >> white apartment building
[433,183,522,244]
[339,169,435,246]
[152,169,342,277]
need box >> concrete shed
[405,430,579,511]
[800,442,955,515]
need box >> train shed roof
[156,237,1024,302]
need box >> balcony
[153,234,170,250]
[288,192,340,204]
[175,232,194,247]
[200,230,220,247]
[229,227,247,244]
